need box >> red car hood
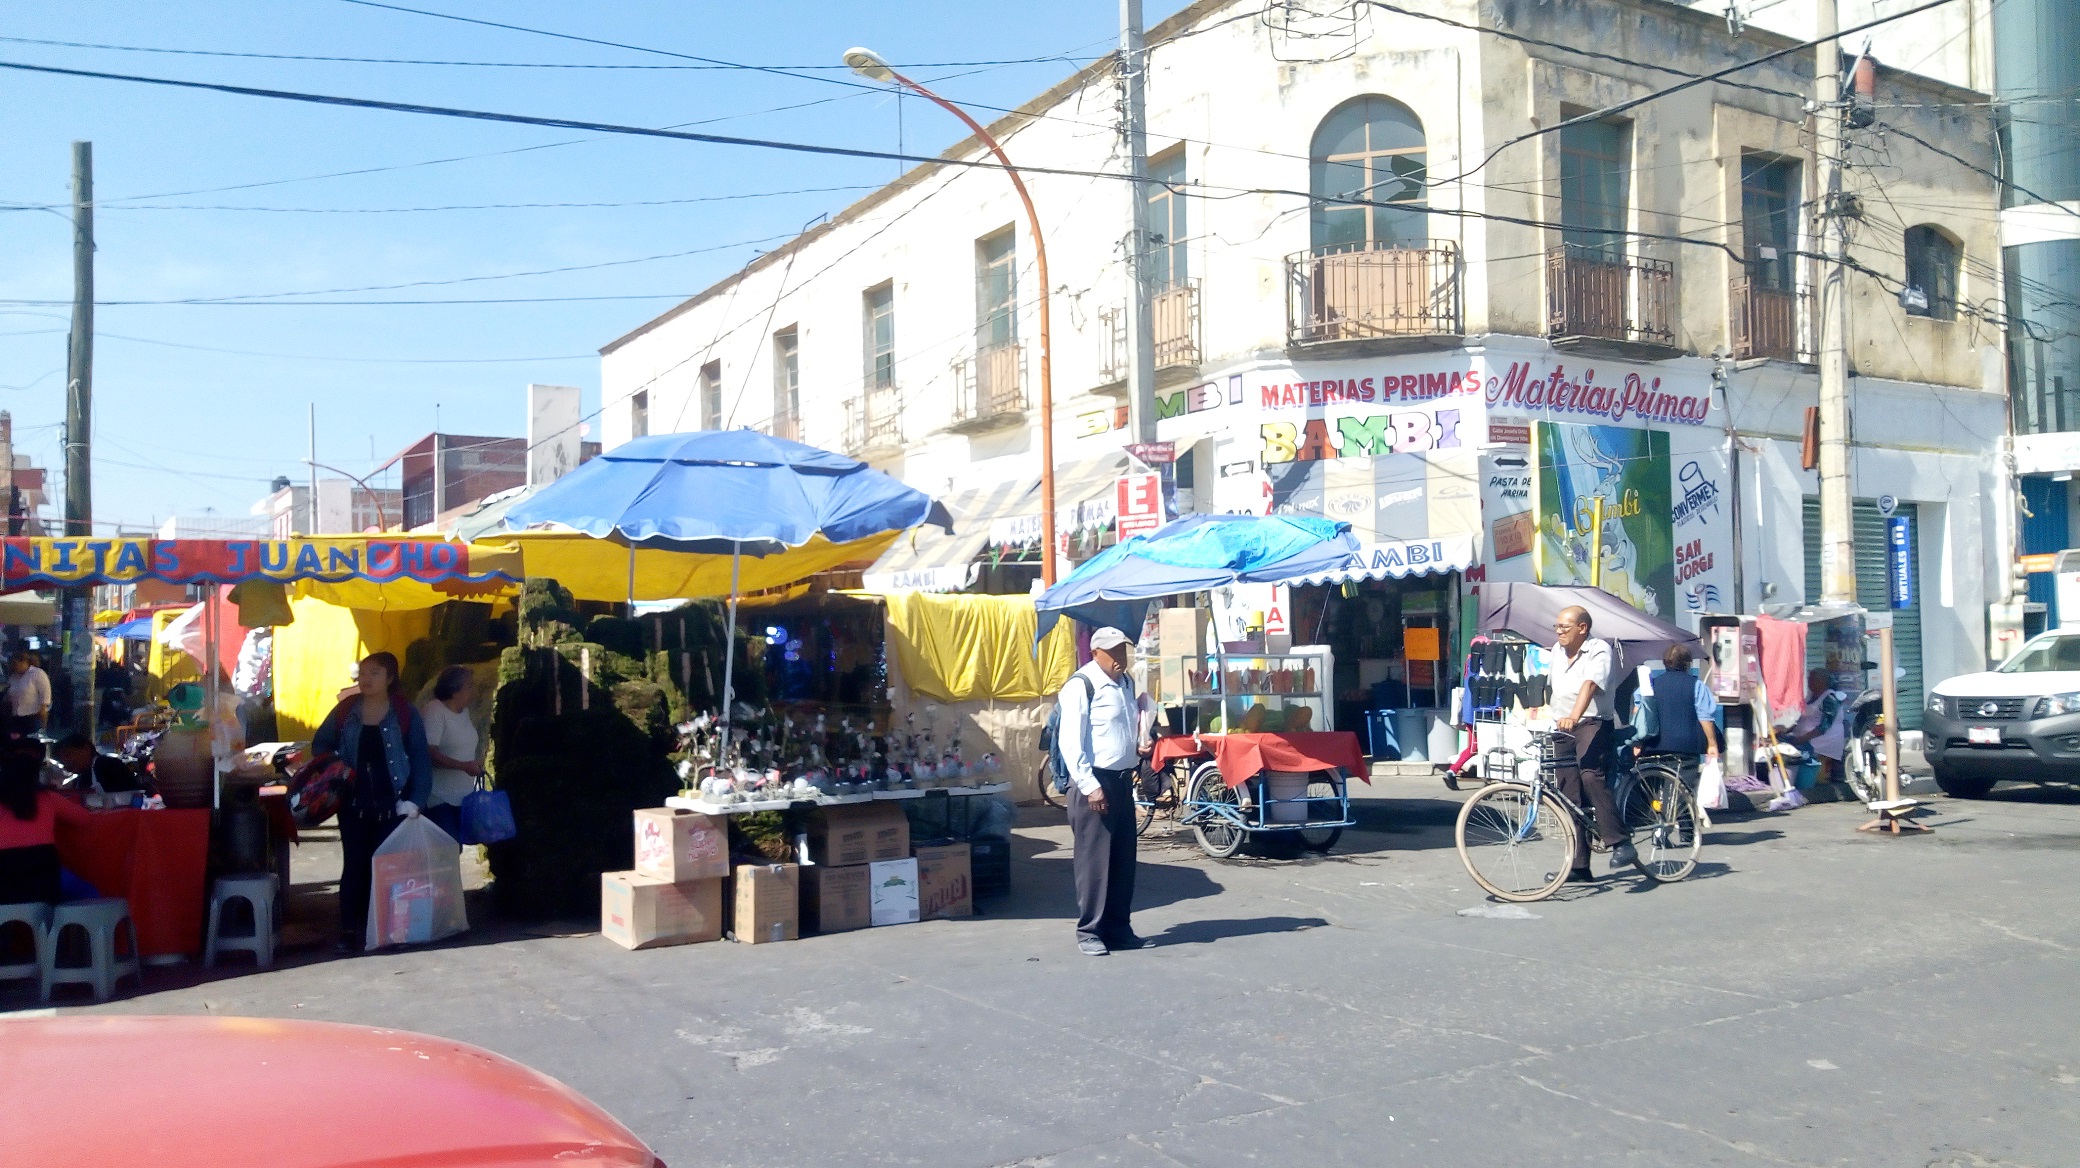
[0,1015,658,1168]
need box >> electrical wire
[55,186,883,215]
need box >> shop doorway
[1289,571,1460,758]
[1801,498,1924,730]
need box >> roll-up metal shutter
[1802,497,1924,730]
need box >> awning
[0,594,59,626]
[1289,533,1476,585]
[862,477,1035,593]
[987,453,1131,545]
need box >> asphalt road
[17,777,2080,1167]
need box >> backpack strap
[1077,673,1095,778]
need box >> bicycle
[1455,730,1702,901]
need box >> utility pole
[1814,1,1856,603]
[62,141,95,738]
[307,403,319,534]
[1120,0,1157,446]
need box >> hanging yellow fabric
[144,607,201,702]
[480,530,899,602]
[876,591,1075,703]
[272,596,433,739]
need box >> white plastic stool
[204,874,278,970]
[44,898,141,1003]
[0,902,52,1000]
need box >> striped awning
[1291,532,1477,585]
[862,477,1035,592]
[986,453,1131,544]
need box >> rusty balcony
[765,412,801,442]
[1729,276,1812,363]
[843,384,904,457]
[1286,242,1462,346]
[950,341,1027,434]
[1098,279,1203,385]
[1545,247,1678,353]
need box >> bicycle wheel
[1188,762,1247,859]
[1455,782,1576,902]
[1297,774,1344,853]
[1133,764,1164,837]
[1627,762,1702,883]
[1034,760,1062,809]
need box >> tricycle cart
[1148,730,1363,859]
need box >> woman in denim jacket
[312,651,432,953]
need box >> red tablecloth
[54,808,211,958]
[1150,732,1369,788]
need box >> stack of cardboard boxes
[604,802,976,950]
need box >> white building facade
[600,0,2008,709]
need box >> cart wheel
[1297,774,1344,853]
[1035,760,1062,809]
[1188,762,1246,860]
[1133,763,1161,838]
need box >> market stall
[1036,513,1370,859]
[5,535,519,962]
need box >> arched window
[1309,96,1427,253]
[1903,224,1959,321]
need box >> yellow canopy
[875,590,1075,703]
[480,530,900,603]
[272,596,435,739]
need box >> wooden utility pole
[62,141,95,737]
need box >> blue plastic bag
[460,785,517,845]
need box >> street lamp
[845,47,1059,586]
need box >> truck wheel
[1932,767,1995,799]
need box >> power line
[0,32,1095,72]
[35,185,882,215]
[1873,117,2080,220]
[94,331,594,364]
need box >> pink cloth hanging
[1754,615,1807,721]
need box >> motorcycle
[1841,688,1888,804]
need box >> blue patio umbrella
[103,616,154,640]
[501,429,951,759]
[1034,513,1361,641]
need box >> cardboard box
[806,803,910,867]
[1158,606,1211,700]
[633,807,728,883]
[913,842,973,920]
[732,863,800,943]
[868,857,920,927]
[601,871,722,950]
[801,863,871,934]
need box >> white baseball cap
[1089,626,1133,651]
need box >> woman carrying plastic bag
[365,815,469,949]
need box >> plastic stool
[204,874,278,970]
[0,902,52,1000]
[44,898,141,1003]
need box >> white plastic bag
[1697,756,1728,812]
[366,816,469,950]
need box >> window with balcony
[1148,150,1188,290]
[863,282,895,390]
[630,390,648,439]
[1903,224,1959,321]
[771,327,799,440]
[1549,115,1672,347]
[699,361,722,430]
[976,229,1017,348]
[960,230,1024,428]
[1733,154,1805,361]
[1560,117,1629,261]
[1291,96,1457,342]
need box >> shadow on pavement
[1155,915,1330,946]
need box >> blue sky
[0,1,1188,530]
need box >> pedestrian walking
[311,651,431,953]
[1057,627,1149,955]
[1549,606,1635,879]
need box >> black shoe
[1565,867,1597,884]
[1077,936,1110,956]
[1610,841,1638,869]
[1105,932,1148,951]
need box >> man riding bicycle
[1550,606,1635,880]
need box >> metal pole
[308,403,319,534]
[1589,496,1606,588]
[1879,624,1900,802]
[867,63,1059,585]
[715,541,743,771]
[1120,0,1157,446]
[1815,0,1856,603]
[64,140,95,738]
[1715,353,1746,613]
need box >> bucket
[154,725,214,809]
[1265,771,1310,823]
[1394,710,1428,763]
[1426,714,1459,764]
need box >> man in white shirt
[1057,627,1148,956]
[7,651,52,737]
[1549,606,1634,878]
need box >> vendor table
[1151,731,1369,787]
[54,807,211,959]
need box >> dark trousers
[337,812,402,946]
[1558,717,1623,867]
[1068,766,1138,942]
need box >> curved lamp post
[845,47,1059,585]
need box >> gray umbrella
[1478,583,1700,665]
